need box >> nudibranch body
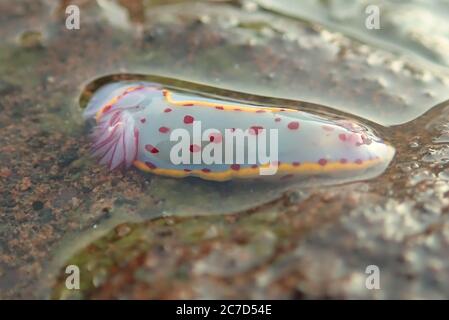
[83,81,394,182]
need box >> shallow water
[80,75,394,214]
[1,0,449,299]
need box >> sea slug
[83,81,395,182]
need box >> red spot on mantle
[249,126,264,135]
[318,158,327,166]
[230,164,240,171]
[209,133,222,143]
[145,144,159,154]
[145,162,157,169]
[287,121,300,130]
[189,144,201,153]
[184,115,194,124]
